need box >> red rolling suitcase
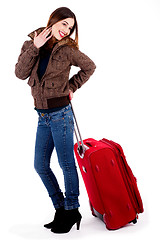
[70,103,144,230]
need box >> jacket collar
[28,27,78,49]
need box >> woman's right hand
[34,27,53,49]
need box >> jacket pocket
[44,80,57,97]
[52,56,70,71]
[27,78,38,97]
[27,77,35,87]
[45,80,56,88]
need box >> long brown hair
[44,7,78,51]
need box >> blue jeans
[34,105,80,210]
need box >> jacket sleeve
[69,47,96,92]
[15,40,39,80]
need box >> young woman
[15,7,96,234]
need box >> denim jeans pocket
[37,112,49,126]
[49,105,70,121]
[50,111,65,123]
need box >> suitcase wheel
[132,218,137,224]
[129,217,137,224]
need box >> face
[52,18,75,40]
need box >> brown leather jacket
[15,28,96,109]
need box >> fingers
[33,27,53,48]
[38,27,53,41]
[69,90,73,100]
[41,27,52,37]
[46,33,53,40]
[34,27,52,39]
[34,31,37,38]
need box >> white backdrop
[1,0,160,239]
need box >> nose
[62,26,70,36]
[63,29,69,36]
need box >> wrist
[29,42,40,55]
[33,43,39,49]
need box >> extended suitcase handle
[70,101,86,158]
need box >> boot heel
[76,220,81,230]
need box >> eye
[62,22,72,32]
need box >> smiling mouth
[59,31,66,38]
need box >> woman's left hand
[69,90,73,100]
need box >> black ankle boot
[44,207,65,229]
[51,208,82,234]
